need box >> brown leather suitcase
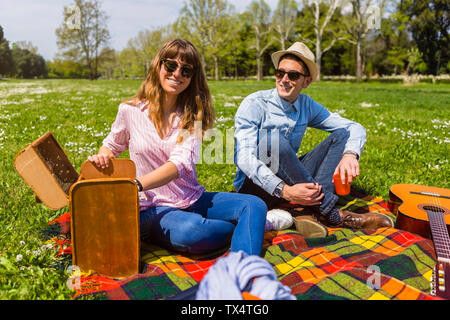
[14,132,141,278]
[70,178,140,278]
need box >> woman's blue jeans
[139,192,267,256]
[240,128,349,220]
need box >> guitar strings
[427,188,450,293]
[428,188,450,257]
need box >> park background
[0,0,449,82]
[0,0,449,299]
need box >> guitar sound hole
[423,205,445,213]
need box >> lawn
[0,79,449,299]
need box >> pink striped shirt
[102,101,205,211]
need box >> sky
[0,0,279,61]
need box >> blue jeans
[139,192,267,256]
[240,129,349,220]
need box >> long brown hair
[127,39,215,142]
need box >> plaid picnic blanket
[44,191,439,300]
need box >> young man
[233,42,393,236]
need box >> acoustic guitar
[389,184,450,299]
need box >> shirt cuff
[167,158,186,178]
[263,175,283,196]
[343,150,360,160]
[101,142,122,157]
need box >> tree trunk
[281,37,286,51]
[356,37,362,82]
[316,56,322,82]
[316,37,322,82]
[213,54,219,81]
[255,30,262,81]
[257,54,263,81]
[200,52,207,75]
[234,52,238,80]
[94,53,98,80]
[354,0,363,83]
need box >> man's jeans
[139,191,267,256]
[239,129,349,220]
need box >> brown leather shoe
[337,210,394,230]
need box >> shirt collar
[272,89,299,112]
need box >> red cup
[333,173,351,196]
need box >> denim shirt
[233,88,367,195]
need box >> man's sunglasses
[274,69,309,81]
[161,59,195,78]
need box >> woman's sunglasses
[161,59,195,78]
[274,69,309,81]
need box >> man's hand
[334,154,360,184]
[281,182,324,206]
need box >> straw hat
[271,42,319,81]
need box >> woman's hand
[87,147,115,169]
[282,182,324,206]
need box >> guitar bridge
[433,260,450,299]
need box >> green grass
[0,79,449,299]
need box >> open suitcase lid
[14,132,79,210]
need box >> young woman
[88,39,267,256]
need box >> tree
[11,45,47,78]
[125,26,174,78]
[297,0,342,81]
[245,0,273,80]
[321,40,355,75]
[55,0,110,80]
[406,47,426,74]
[47,59,86,78]
[13,41,38,54]
[339,0,388,82]
[403,0,449,75]
[0,26,15,76]
[222,13,252,79]
[97,47,117,79]
[372,4,411,75]
[272,0,298,50]
[117,47,138,79]
[177,0,235,80]
[386,46,408,74]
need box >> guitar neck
[426,210,450,261]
